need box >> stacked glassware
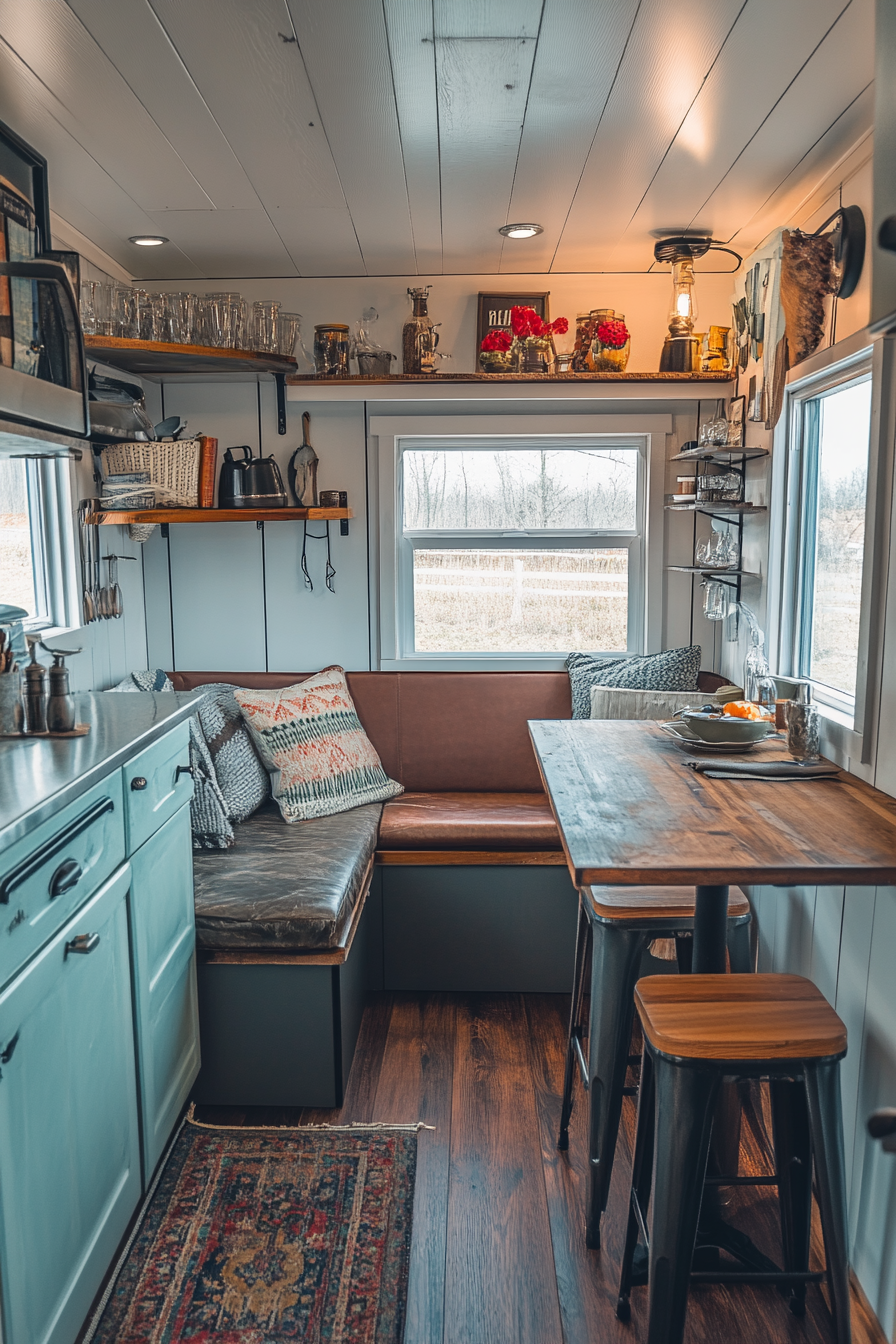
[79,281,310,361]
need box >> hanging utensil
[289,411,319,507]
[102,554,136,618]
[78,501,96,624]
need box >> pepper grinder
[44,645,81,733]
[785,680,820,763]
[23,637,47,734]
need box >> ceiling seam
[498,0,545,274]
[621,0,750,232]
[723,82,874,250]
[379,0,428,278]
[683,0,858,241]
[547,0,644,273]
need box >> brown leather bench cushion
[377,792,562,851]
[192,801,381,950]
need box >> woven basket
[99,440,200,507]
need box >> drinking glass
[252,300,281,352]
[702,580,728,621]
[232,298,249,349]
[165,292,195,344]
[148,292,171,342]
[694,535,713,566]
[132,289,153,341]
[277,312,303,358]
[191,295,213,345]
[93,283,116,337]
[79,280,97,335]
[786,701,821,762]
[114,286,137,338]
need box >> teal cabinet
[123,719,192,854]
[0,864,141,1344]
[129,803,200,1175]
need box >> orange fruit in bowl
[722,700,773,721]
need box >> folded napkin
[684,758,840,781]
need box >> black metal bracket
[161,522,169,540]
[274,372,287,434]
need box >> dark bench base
[193,883,380,1108]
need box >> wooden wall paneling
[370,995,456,1344]
[381,0,442,274]
[0,0,214,211]
[157,382,265,671]
[691,0,874,250]
[498,0,640,274]
[444,994,564,1344]
[833,886,876,1215]
[285,1,417,275]
[809,885,845,1007]
[847,886,896,1337]
[0,41,196,277]
[433,0,542,273]
[65,0,261,211]
[260,391,370,672]
[551,0,743,272]
[613,0,850,265]
[147,0,346,216]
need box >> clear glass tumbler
[93,283,116,337]
[114,286,137,338]
[131,289,153,341]
[278,312,303,357]
[79,280,97,335]
[165,292,195,344]
[252,301,281,353]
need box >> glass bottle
[402,286,439,374]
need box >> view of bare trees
[811,464,867,695]
[403,448,638,531]
[0,459,35,615]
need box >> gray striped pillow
[567,646,701,719]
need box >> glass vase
[479,350,513,373]
[590,336,630,372]
[521,335,552,373]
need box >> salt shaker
[786,681,820,763]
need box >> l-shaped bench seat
[175,669,725,1106]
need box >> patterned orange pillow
[233,666,403,822]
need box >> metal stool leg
[646,1056,720,1344]
[558,898,591,1151]
[585,923,643,1246]
[805,1060,853,1344]
[770,1077,813,1315]
[617,1046,656,1320]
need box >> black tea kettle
[218,445,287,508]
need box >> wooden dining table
[529,718,896,976]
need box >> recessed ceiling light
[128,235,168,247]
[499,223,544,239]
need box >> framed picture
[476,291,550,358]
[726,394,745,447]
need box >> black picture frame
[476,291,550,360]
[727,394,746,446]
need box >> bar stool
[558,885,752,1247]
[617,973,850,1344]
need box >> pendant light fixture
[653,235,741,372]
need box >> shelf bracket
[161,522,169,540]
[274,372,287,434]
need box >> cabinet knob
[65,933,100,957]
[131,776,148,791]
[175,765,193,783]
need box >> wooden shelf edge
[85,335,297,378]
[671,446,769,462]
[286,370,735,386]
[664,502,767,514]
[87,506,353,525]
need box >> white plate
[659,721,767,753]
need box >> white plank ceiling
[0,0,873,278]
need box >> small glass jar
[590,309,630,372]
[313,323,351,377]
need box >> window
[382,431,652,664]
[0,455,76,630]
[784,362,873,714]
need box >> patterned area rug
[85,1116,418,1344]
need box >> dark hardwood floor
[196,993,886,1344]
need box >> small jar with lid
[313,324,351,378]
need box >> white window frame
[769,339,889,770]
[369,413,669,671]
[3,454,80,634]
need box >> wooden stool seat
[635,973,847,1061]
[587,884,750,921]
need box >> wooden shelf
[84,336,297,379]
[87,506,353,525]
[286,370,734,386]
[664,501,766,515]
[671,446,769,463]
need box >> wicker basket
[98,440,201,507]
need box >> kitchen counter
[0,691,202,849]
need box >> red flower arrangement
[595,317,629,349]
[509,305,569,339]
[480,328,513,353]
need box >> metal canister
[23,642,47,734]
[46,653,76,733]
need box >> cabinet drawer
[0,773,125,990]
[124,721,192,853]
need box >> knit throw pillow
[566,646,701,719]
[195,683,270,822]
[233,666,404,822]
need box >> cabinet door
[0,865,140,1344]
[124,720,192,854]
[130,803,200,1176]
